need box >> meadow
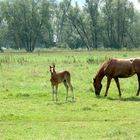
[0,50,140,140]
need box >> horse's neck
[96,67,105,83]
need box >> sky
[58,0,140,11]
[130,0,140,11]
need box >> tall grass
[0,50,140,140]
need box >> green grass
[0,50,140,140]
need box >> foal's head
[93,78,102,96]
[49,64,56,75]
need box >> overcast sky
[58,0,140,11]
[131,0,140,10]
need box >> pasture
[0,50,140,140]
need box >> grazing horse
[93,58,140,97]
[50,64,74,101]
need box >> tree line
[0,0,140,52]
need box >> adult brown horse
[93,58,140,97]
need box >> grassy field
[0,50,140,140]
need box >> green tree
[0,0,140,51]
[0,9,7,52]
[85,0,101,49]
[0,0,52,52]
[67,4,91,49]
[102,0,135,49]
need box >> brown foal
[50,65,74,101]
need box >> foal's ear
[53,64,55,68]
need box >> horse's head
[93,78,102,96]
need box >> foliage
[0,0,52,52]
[0,0,140,51]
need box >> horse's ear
[93,78,96,82]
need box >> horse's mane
[95,58,113,78]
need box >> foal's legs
[52,85,58,102]
[55,85,58,102]
[114,77,121,97]
[67,81,74,101]
[52,85,55,101]
[63,81,69,100]
[136,74,140,96]
[105,77,112,97]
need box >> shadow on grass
[55,100,76,105]
[107,96,140,102]
[95,95,140,102]
[46,100,76,106]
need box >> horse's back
[104,58,136,77]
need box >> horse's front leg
[114,77,121,97]
[136,74,140,96]
[104,77,112,97]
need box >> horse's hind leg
[136,74,140,96]
[114,77,121,97]
[63,81,69,100]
